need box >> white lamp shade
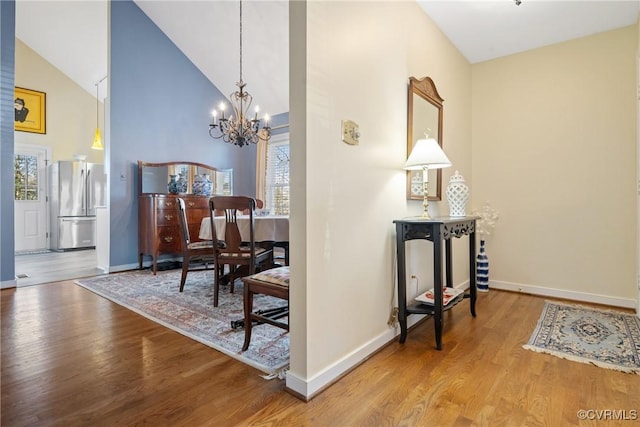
[403,138,451,170]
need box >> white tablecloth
[199,216,289,242]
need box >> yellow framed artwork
[14,87,46,134]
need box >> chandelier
[209,0,270,147]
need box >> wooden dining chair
[176,198,216,292]
[242,198,264,215]
[241,266,290,351]
[209,196,273,307]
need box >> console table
[393,216,478,350]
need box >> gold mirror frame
[406,76,444,201]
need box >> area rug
[75,269,289,376]
[523,301,640,374]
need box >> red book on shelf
[415,287,464,306]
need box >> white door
[14,144,50,252]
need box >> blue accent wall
[0,0,16,285]
[109,1,288,269]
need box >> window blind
[265,140,290,215]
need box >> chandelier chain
[239,0,243,83]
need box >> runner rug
[75,269,289,376]
[523,301,640,374]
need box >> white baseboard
[108,262,142,273]
[286,312,427,399]
[489,279,637,309]
[109,256,185,274]
[1,278,17,289]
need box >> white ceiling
[16,0,108,100]
[14,0,640,113]
[418,0,640,64]
[134,0,288,116]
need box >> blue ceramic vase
[167,175,179,195]
[176,173,188,194]
[193,174,212,197]
[477,240,489,292]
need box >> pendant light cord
[95,83,99,127]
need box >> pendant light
[91,81,103,150]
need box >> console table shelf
[393,216,479,350]
[407,293,467,316]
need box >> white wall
[472,26,637,307]
[288,1,472,397]
[636,19,640,317]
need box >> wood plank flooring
[2,281,639,426]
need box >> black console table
[393,216,478,350]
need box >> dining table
[199,215,290,264]
[199,215,289,241]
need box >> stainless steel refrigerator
[49,161,106,250]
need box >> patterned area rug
[75,269,289,375]
[524,301,640,374]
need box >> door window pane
[14,154,39,201]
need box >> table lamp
[404,138,451,218]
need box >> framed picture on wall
[14,87,46,134]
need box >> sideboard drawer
[157,210,179,226]
[158,198,179,209]
[183,197,209,209]
[157,226,181,252]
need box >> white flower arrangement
[471,201,499,238]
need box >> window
[265,135,290,215]
[14,154,39,201]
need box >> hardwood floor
[14,249,105,287]
[2,282,639,426]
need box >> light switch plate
[341,120,360,145]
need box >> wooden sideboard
[138,194,210,274]
[137,160,232,274]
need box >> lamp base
[421,165,431,219]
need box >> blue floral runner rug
[75,269,289,376]
[523,301,640,374]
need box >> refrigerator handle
[81,169,86,214]
[87,168,92,212]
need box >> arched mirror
[406,76,444,200]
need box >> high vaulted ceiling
[15,1,640,115]
[134,0,288,117]
[418,0,639,64]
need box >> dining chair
[177,198,217,292]
[241,266,289,351]
[242,198,263,215]
[209,196,274,307]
